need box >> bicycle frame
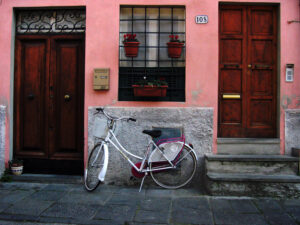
[103,128,176,174]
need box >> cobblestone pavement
[0,181,299,225]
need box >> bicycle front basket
[93,117,108,139]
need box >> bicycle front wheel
[84,143,105,191]
[150,145,197,189]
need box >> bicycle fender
[98,144,109,182]
[184,143,198,160]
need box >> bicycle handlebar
[95,107,136,122]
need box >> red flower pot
[132,85,168,97]
[124,42,140,57]
[167,42,184,58]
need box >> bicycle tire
[149,145,197,189]
[84,143,105,191]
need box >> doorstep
[11,173,83,184]
[217,138,280,155]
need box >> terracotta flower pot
[124,42,140,57]
[132,85,168,97]
[167,42,184,58]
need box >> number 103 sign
[195,15,208,24]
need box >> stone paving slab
[4,199,54,216]
[172,197,210,211]
[41,203,99,219]
[213,212,268,225]
[0,189,35,203]
[58,191,112,205]
[228,199,259,214]
[29,190,67,201]
[0,181,300,225]
[171,208,213,224]
[139,198,171,212]
[253,199,285,213]
[0,203,11,213]
[94,204,137,222]
[134,209,170,224]
[263,211,298,225]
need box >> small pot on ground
[9,159,23,175]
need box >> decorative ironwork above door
[16,9,86,34]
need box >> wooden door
[14,35,84,173]
[218,5,277,138]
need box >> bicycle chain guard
[131,162,146,178]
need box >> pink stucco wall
[0,0,300,166]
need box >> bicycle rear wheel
[84,143,105,191]
[150,145,197,189]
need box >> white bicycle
[84,108,197,192]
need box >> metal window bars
[16,9,86,34]
[119,6,186,102]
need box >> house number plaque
[195,15,208,24]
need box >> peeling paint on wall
[0,105,6,176]
[281,95,300,109]
[191,82,203,103]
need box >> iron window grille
[119,6,186,101]
[16,9,86,34]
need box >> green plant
[9,159,23,167]
[0,169,12,182]
[134,77,168,87]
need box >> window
[119,6,186,101]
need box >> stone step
[11,173,83,184]
[206,172,300,198]
[207,172,300,183]
[205,154,299,175]
[217,138,280,155]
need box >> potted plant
[9,159,23,175]
[167,35,184,58]
[132,77,168,97]
[123,33,140,57]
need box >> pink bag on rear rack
[149,135,185,163]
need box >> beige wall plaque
[94,68,109,90]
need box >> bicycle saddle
[142,130,162,138]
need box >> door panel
[219,5,277,138]
[220,8,243,35]
[14,35,84,170]
[50,37,84,159]
[14,38,48,157]
[221,39,243,64]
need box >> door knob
[64,94,71,101]
[248,64,252,68]
[27,94,35,100]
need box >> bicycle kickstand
[139,172,147,192]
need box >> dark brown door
[218,5,277,138]
[14,35,84,173]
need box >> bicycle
[84,108,197,192]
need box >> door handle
[64,94,71,101]
[27,94,35,100]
